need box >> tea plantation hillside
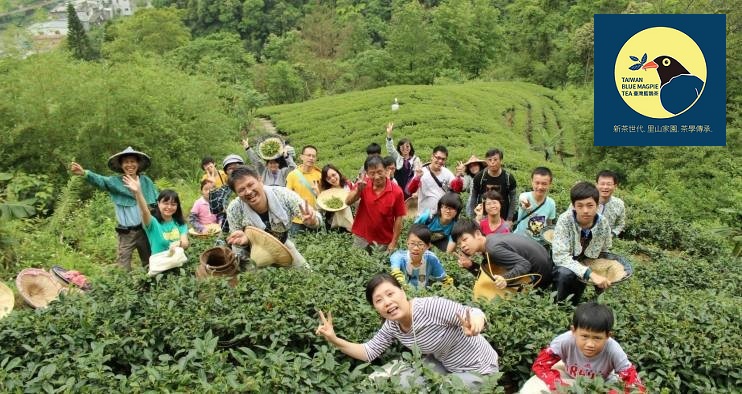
[0,82,740,392]
[258,82,578,195]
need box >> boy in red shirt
[521,302,645,393]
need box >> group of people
[68,122,633,390]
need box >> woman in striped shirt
[316,273,499,388]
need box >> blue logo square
[594,14,726,146]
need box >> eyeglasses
[432,155,447,162]
[407,242,427,249]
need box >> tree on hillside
[66,3,94,60]
[102,8,191,61]
[432,0,502,77]
[385,1,449,84]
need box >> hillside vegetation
[259,82,578,198]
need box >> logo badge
[595,14,725,146]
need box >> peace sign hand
[386,122,394,137]
[315,310,337,341]
[413,161,424,178]
[242,137,250,149]
[455,161,465,176]
[300,200,318,226]
[457,309,485,336]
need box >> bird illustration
[642,55,704,115]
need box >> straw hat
[405,196,418,219]
[148,247,188,276]
[15,268,64,309]
[317,188,349,212]
[107,146,151,173]
[244,226,292,268]
[583,258,627,283]
[542,227,555,244]
[463,155,486,168]
[0,282,14,319]
[188,223,221,238]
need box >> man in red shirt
[346,156,406,253]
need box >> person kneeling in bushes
[520,302,645,393]
[225,165,322,269]
[316,273,498,389]
[389,224,453,289]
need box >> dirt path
[257,117,277,134]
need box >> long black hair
[320,164,350,190]
[154,189,185,225]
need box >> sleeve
[601,220,613,253]
[450,176,463,193]
[531,347,565,391]
[385,137,400,161]
[489,242,533,279]
[507,174,518,220]
[466,191,477,218]
[413,209,431,225]
[285,171,297,193]
[177,222,188,238]
[617,365,645,393]
[392,190,407,217]
[613,201,626,236]
[469,173,482,207]
[245,147,266,174]
[284,152,297,171]
[362,323,397,362]
[188,210,203,232]
[406,175,421,194]
[546,199,557,222]
[427,254,449,283]
[226,199,243,232]
[83,170,126,196]
[551,214,589,278]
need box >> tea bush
[1,224,740,392]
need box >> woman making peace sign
[316,273,499,389]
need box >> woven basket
[15,268,64,309]
[0,282,14,319]
[197,247,239,287]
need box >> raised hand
[456,309,485,336]
[70,162,85,176]
[300,200,317,226]
[311,180,320,196]
[241,137,250,149]
[520,196,531,210]
[455,161,465,177]
[386,122,394,138]
[315,310,336,341]
[474,203,484,220]
[227,230,248,246]
[355,171,367,192]
[456,252,473,269]
[413,161,423,178]
[122,174,141,193]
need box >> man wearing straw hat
[226,166,322,268]
[69,147,157,270]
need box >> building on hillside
[27,20,68,51]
